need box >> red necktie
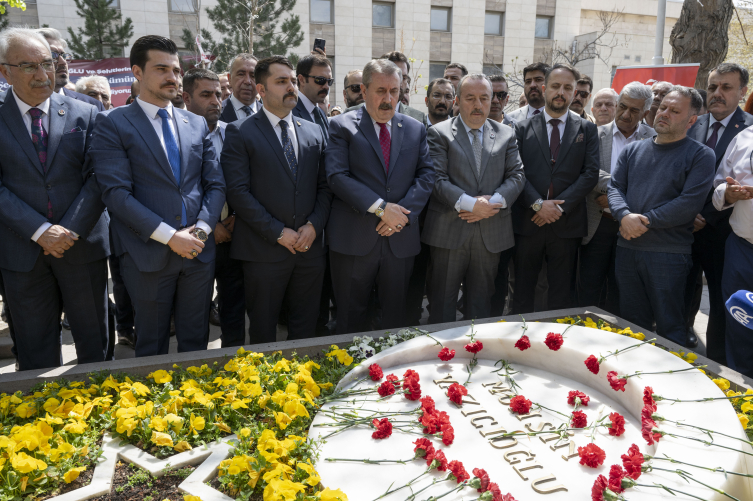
[378,122,391,174]
[29,108,52,219]
[548,119,561,199]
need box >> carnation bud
[468,477,482,489]
[651,413,664,421]
[575,397,582,407]
[430,459,440,469]
[651,427,664,436]
[643,454,653,461]
[621,477,637,489]
[479,491,494,501]
[604,488,621,501]
[653,394,664,401]
[415,449,426,458]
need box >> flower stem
[633,482,712,501]
[418,480,466,501]
[625,365,706,379]
[600,338,657,362]
[645,466,741,501]
[326,457,414,464]
[648,455,753,479]
[372,470,430,501]
[404,477,450,501]
[660,430,753,458]
[533,402,572,420]
[655,417,753,447]
[656,394,750,403]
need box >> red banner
[612,64,700,93]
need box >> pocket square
[576,133,584,143]
[65,126,83,134]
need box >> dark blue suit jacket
[222,109,333,263]
[688,107,753,228]
[89,101,226,272]
[0,90,109,272]
[293,98,329,134]
[63,87,105,112]
[219,97,238,123]
[324,107,435,258]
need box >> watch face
[195,229,208,241]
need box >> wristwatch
[192,228,209,242]
[532,198,544,212]
[374,201,387,218]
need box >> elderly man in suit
[683,63,753,356]
[423,73,524,323]
[579,82,655,315]
[220,53,260,123]
[512,63,600,314]
[90,35,225,357]
[326,59,435,334]
[505,62,550,123]
[222,56,332,343]
[0,28,109,370]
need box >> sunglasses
[51,51,73,62]
[575,90,590,99]
[303,74,334,86]
[347,84,362,93]
[492,91,508,101]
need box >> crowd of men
[1,27,753,379]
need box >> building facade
[7,0,684,111]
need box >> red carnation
[429,449,448,471]
[585,355,600,374]
[472,468,490,492]
[607,371,627,392]
[403,379,422,401]
[641,416,661,445]
[643,386,657,411]
[578,443,606,468]
[545,332,564,351]
[486,482,502,499]
[621,444,644,480]
[440,422,455,445]
[447,382,468,405]
[371,418,392,439]
[369,363,384,381]
[608,464,627,493]
[567,390,590,407]
[413,438,434,458]
[403,369,420,382]
[386,373,398,383]
[591,475,609,501]
[377,380,395,397]
[509,395,532,415]
[448,460,469,483]
[514,335,531,351]
[465,340,484,354]
[420,395,436,413]
[571,410,588,428]
[498,494,518,501]
[608,412,626,437]
[438,347,455,361]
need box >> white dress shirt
[229,94,260,119]
[298,92,319,123]
[136,97,212,244]
[707,110,735,142]
[368,117,393,213]
[607,124,641,213]
[454,116,505,212]
[713,127,753,245]
[526,105,545,119]
[262,106,299,161]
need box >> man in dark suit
[684,63,753,357]
[423,74,525,323]
[512,63,600,314]
[325,59,435,334]
[222,56,332,343]
[220,54,260,123]
[90,35,225,357]
[0,28,109,370]
[293,54,332,133]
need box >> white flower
[361,336,374,344]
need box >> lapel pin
[296,120,301,126]
[736,124,740,128]
[58,109,65,116]
[397,123,402,128]
[490,133,495,139]
[183,118,188,123]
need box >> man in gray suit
[423,74,525,323]
[578,82,655,315]
[505,62,550,123]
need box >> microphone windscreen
[726,290,753,331]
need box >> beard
[547,96,569,113]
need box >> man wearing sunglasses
[343,70,364,108]
[294,54,332,134]
[487,74,514,127]
[569,74,596,124]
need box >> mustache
[470,108,484,114]
[284,92,296,99]
[378,103,393,110]
[434,104,447,111]
[318,89,329,96]
[30,79,52,88]
[709,98,725,106]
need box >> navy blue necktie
[157,108,187,226]
[313,106,328,133]
[279,119,298,178]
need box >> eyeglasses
[575,90,590,99]
[303,74,334,86]
[51,51,73,62]
[431,92,454,101]
[1,61,55,74]
[492,91,508,101]
[347,84,362,93]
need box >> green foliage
[0,0,25,16]
[66,0,134,59]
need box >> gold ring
[305,246,309,250]
[397,224,403,230]
[388,228,393,231]
[190,249,198,257]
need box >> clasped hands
[531,200,564,227]
[38,225,78,258]
[724,176,753,204]
[167,225,204,259]
[459,195,504,223]
[278,223,316,254]
[619,213,650,240]
[376,203,411,236]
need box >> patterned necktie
[706,121,723,150]
[314,107,328,133]
[279,119,298,178]
[241,105,253,117]
[378,122,391,174]
[29,108,52,219]
[548,119,562,199]
[471,129,482,175]
[156,108,186,226]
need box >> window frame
[535,16,553,39]
[169,0,197,14]
[484,11,503,36]
[372,1,394,28]
[430,7,452,32]
[310,0,334,24]
[429,61,449,82]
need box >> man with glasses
[36,28,105,112]
[294,54,332,134]
[343,70,364,108]
[0,28,109,370]
[488,74,514,126]
[569,74,596,123]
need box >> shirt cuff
[150,222,177,245]
[196,219,213,235]
[713,182,734,210]
[31,222,52,242]
[489,193,507,208]
[455,194,477,213]
[367,198,384,213]
[556,204,564,213]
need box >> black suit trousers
[578,216,620,316]
[512,226,580,314]
[243,252,325,344]
[1,253,108,370]
[215,241,247,347]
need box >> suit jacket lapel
[451,117,480,182]
[45,93,68,169]
[255,111,296,185]
[0,91,45,176]
[387,114,404,179]
[599,123,612,172]
[478,120,496,181]
[294,118,308,186]
[532,113,551,166]
[688,114,707,144]
[357,107,387,173]
[124,102,177,186]
[553,112,579,172]
[173,109,192,185]
[715,108,744,165]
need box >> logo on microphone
[746,292,753,304]
[731,306,753,326]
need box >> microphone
[726,291,753,330]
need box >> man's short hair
[698,89,707,108]
[0,28,50,63]
[522,61,550,80]
[667,85,704,116]
[362,59,401,87]
[445,62,468,76]
[183,67,219,96]
[75,75,110,94]
[130,35,178,71]
[344,69,362,88]
[427,77,454,97]
[458,73,492,97]
[36,27,68,51]
[228,53,258,74]
[592,87,619,104]
[619,81,652,112]
[488,74,507,84]
[380,51,410,74]
[296,54,331,77]
[255,55,294,86]
[544,63,581,85]
[577,75,593,93]
[711,62,750,89]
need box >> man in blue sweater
[608,86,715,347]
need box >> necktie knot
[279,119,287,130]
[533,109,541,116]
[157,108,170,120]
[549,118,561,127]
[29,107,43,120]
[706,121,723,149]
[241,105,253,116]
[711,121,723,132]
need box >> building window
[170,0,196,13]
[372,2,393,28]
[108,0,119,8]
[311,0,333,24]
[430,62,448,82]
[484,12,503,36]
[535,16,552,39]
[430,7,451,32]
[483,65,503,76]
